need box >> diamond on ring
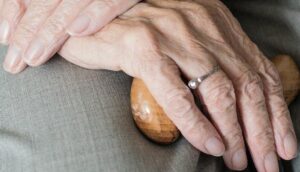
[188,65,220,90]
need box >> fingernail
[24,38,45,65]
[3,45,22,73]
[205,137,225,156]
[232,149,247,170]
[264,152,279,172]
[67,15,91,35]
[284,131,298,159]
[0,20,10,44]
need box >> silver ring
[188,65,220,89]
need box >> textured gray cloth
[0,0,299,172]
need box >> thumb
[66,0,140,36]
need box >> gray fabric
[0,0,299,172]
[0,49,199,172]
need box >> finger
[0,0,27,44]
[211,50,279,172]
[133,7,247,170]
[2,0,29,73]
[67,0,140,36]
[217,7,298,160]
[169,48,247,170]
[3,45,27,74]
[245,47,297,160]
[136,55,225,157]
[186,5,280,170]
[198,70,247,171]
[234,67,278,172]
[198,69,248,171]
[3,0,61,73]
[22,0,93,67]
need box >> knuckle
[102,0,118,8]
[134,24,155,42]
[144,58,178,75]
[138,58,179,79]
[244,72,263,91]
[123,22,157,48]
[13,22,36,43]
[18,22,35,35]
[45,19,64,34]
[181,115,210,136]
[43,17,66,37]
[273,105,290,123]
[193,3,211,18]
[89,0,120,14]
[159,9,184,24]
[248,127,274,147]
[164,86,194,119]
[239,70,264,100]
[224,125,244,146]
[206,78,236,113]
[260,60,283,95]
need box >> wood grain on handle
[131,78,180,144]
[130,55,300,144]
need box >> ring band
[188,65,220,89]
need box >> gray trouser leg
[0,50,199,172]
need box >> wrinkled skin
[0,0,140,72]
[1,0,298,171]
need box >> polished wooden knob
[131,78,180,144]
[272,55,300,105]
[131,55,300,144]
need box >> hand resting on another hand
[57,0,298,171]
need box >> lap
[0,51,199,172]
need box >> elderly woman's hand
[0,0,140,73]
[58,0,298,171]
